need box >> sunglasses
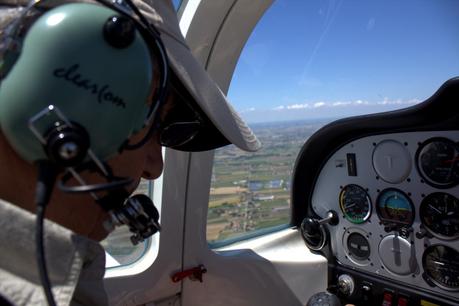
[159,83,204,148]
[123,80,204,150]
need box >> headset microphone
[101,193,161,245]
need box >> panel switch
[382,291,393,306]
[397,296,408,306]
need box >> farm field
[207,119,331,242]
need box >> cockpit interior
[293,79,459,305]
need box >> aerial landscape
[207,118,333,242]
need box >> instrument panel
[311,131,459,300]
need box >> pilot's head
[0,0,260,240]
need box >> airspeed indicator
[339,184,372,224]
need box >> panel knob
[338,274,355,296]
[306,292,341,306]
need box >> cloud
[270,98,420,111]
[238,98,423,123]
[313,102,326,108]
[287,103,310,110]
[240,107,256,113]
[377,98,420,105]
[332,101,351,106]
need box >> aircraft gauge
[416,138,459,188]
[346,232,370,261]
[420,193,459,240]
[339,184,371,224]
[377,188,414,226]
[423,245,459,291]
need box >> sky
[172,0,181,10]
[226,0,459,123]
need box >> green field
[207,119,329,242]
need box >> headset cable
[35,161,58,306]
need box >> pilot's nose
[142,133,163,180]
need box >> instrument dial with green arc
[339,184,372,224]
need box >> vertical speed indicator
[420,193,459,240]
[339,184,372,224]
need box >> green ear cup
[0,3,153,163]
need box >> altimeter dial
[423,245,459,291]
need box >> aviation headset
[0,0,177,304]
[0,0,169,226]
[0,0,169,163]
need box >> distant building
[233,179,247,186]
[265,179,283,189]
[253,195,275,201]
[272,206,290,213]
[248,181,263,191]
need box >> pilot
[0,0,260,305]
